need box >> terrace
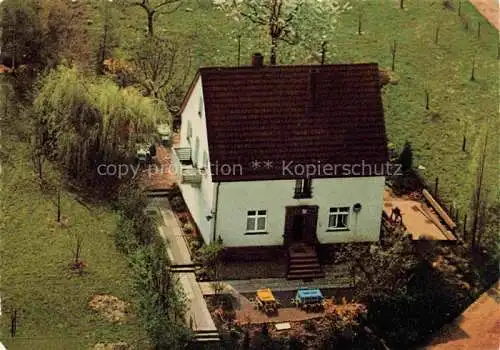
[383,187,457,241]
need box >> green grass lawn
[111,0,499,221]
[0,131,147,349]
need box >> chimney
[251,53,264,67]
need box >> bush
[190,239,202,253]
[114,216,139,255]
[398,142,413,173]
[303,319,316,332]
[179,215,188,224]
[183,223,193,235]
[114,184,192,348]
[129,243,192,348]
[443,0,455,10]
[167,185,182,199]
[193,240,224,272]
[170,196,186,212]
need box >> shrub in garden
[114,182,191,348]
[193,238,224,281]
[387,142,399,162]
[304,319,316,332]
[129,242,191,348]
[398,142,414,173]
[443,0,455,10]
[115,216,139,255]
[170,196,186,212]
[179,215,188,224]
[167,184,182,199]
[183,223,193,235]
[190,239,202,253]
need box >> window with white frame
[246,210,267,233]
[328,207,350,230]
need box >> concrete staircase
[191,329,221,343]
[286,244,325,280]
[169,264,196,273]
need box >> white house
[172,54,389,258]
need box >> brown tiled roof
[199,63,388,182]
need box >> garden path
[153,197,194,266]
[151,197,219,340]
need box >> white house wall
[215,176,385,247]
[178,76,215,244]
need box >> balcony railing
[171,147,202,186]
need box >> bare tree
[10,309,17,338]
[434,22,441,44]
[31,113,51,184]
[470,55,476,81]
[96,1,119,75]
[131,37,192,110]
[56,187,61,222]
[72,232,84,269]
[462,121,468,152]
[357,12,363,35]
[125,0,183,37]
[390,40,397,71]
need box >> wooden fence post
[358,13,363,35]
[10,309,17,337]
[390,40,397,71]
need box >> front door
[284,206,319,246]
[291,214,305,242]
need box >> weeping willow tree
[33,66,167,184]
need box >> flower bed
[166,185,204,258]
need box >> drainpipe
[212,182,221,243]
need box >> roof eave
[178,70,201,116]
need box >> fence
[411,171,467,242]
